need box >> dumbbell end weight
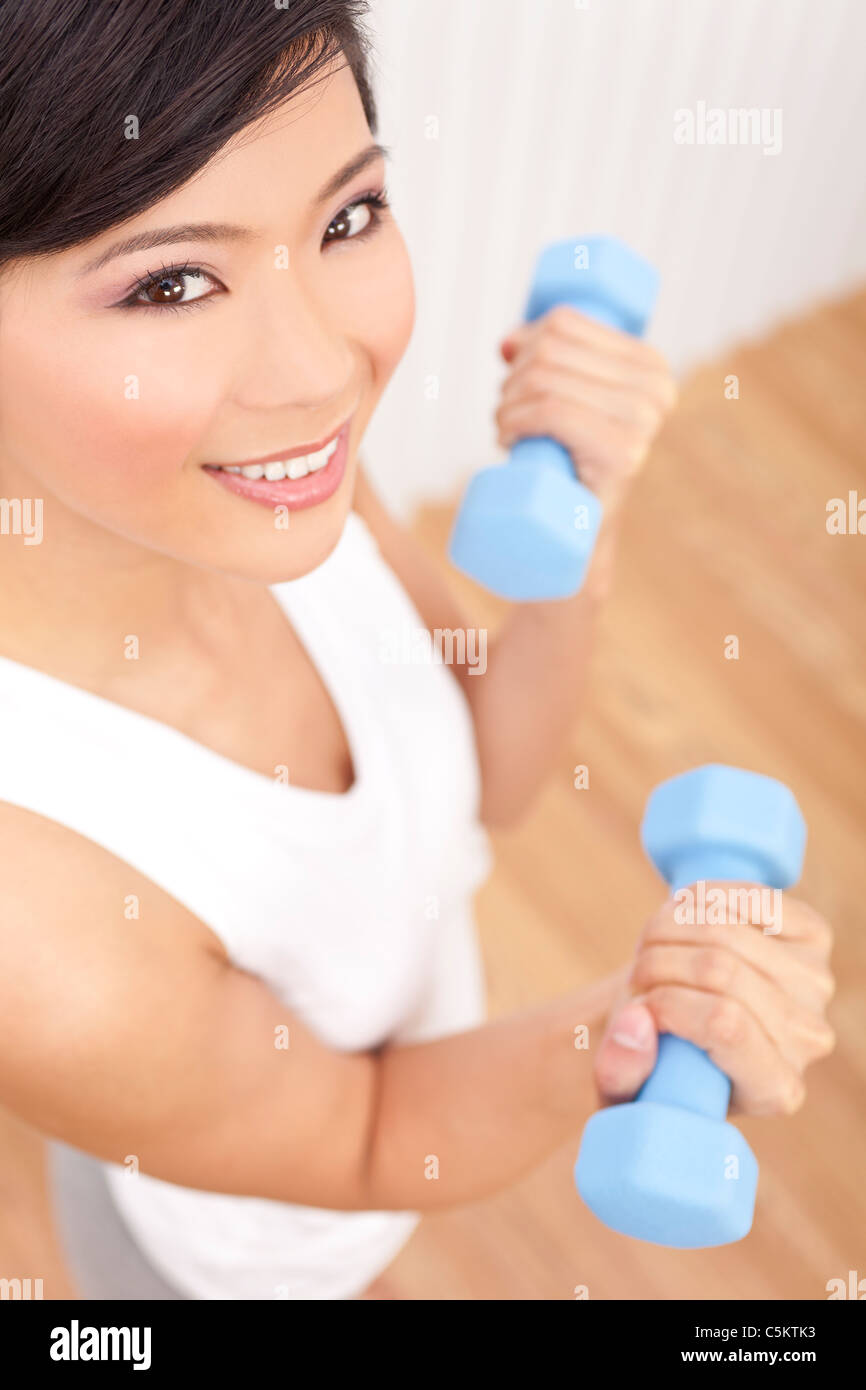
[574,1084,759,1248]
[641,764,808,893]
[448,439,603,601]
[524,235,659,335]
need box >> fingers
[494,304,677,510]
[494,305,676,487]
[500,327,676,409]
[495,393,648,484]
[497,358,671,432]
[768,895,835,962]
[630,943,835,1073]
[636,982,809,1117]
[638,890,835,1014]
[503,304,671,372]
[621,889,837,1118]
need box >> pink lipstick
[202,417,351,511]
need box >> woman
[0,0,835,1300]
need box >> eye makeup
[110,186,392,315]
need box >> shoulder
[0,798,243,1177]
[0,798,229,1136]
[0,798,228,972]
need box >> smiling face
[0,56,414,582]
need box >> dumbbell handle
[638,846,771,1120]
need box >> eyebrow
[77,141,391,276]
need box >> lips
[202,418,351,511]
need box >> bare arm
[362,968,621,1208]
[0,801,619,1212]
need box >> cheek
[339,233,415,387]
[0,317,219,513]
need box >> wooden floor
[385,289,866,1300]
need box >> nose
[230,265,356,414]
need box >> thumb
[593,997,658,1106]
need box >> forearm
[457,518,621,826]
[359,968,624,1211]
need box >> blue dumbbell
[448,236,659,601]
[574,764,807,1248]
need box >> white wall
[361,0,866,516]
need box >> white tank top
[0,511,492,1300]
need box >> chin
[191,496,354,586]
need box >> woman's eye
[325,202,374,244]
[128,267,218,310]
[323,192,388,247]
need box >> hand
[495,305,678,515]
[592,888,835,1116]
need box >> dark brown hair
[0,0,377,269]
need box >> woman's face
[0,58,414,582]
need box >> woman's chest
[169,606,357,796]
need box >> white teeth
[221,433,341,481]
[307,437,339,472]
